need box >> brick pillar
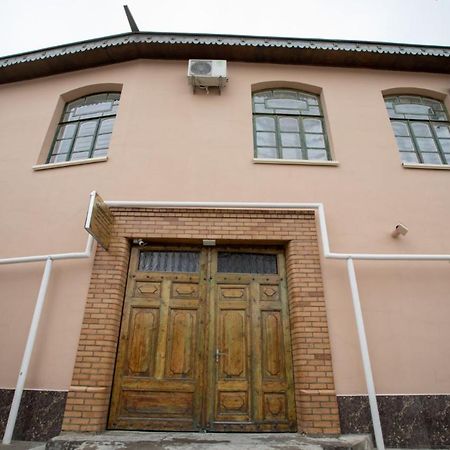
[286,235,341,435]
[62,238,130,432]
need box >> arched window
[47,92,120,164]
[252,89,330,161]
[384,95,450,165]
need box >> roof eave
[0,32,449,84]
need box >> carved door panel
[206,250,297,432]
[108,248,208,431]
[109,246,296,432]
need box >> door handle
[215,348,227,363]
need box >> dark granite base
[0,389,67,441]
[338,395,450,448]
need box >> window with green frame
[47,92,120,164]
[384,95,450,165]
[252,89,331,161]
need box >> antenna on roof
[123,5,140,32]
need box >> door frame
[62,207,341,435]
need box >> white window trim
[33,156,108,171]
[402,162,450,171]
[253,158,339,166]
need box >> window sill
[402,162,450,171]
[33,156,108,171]
[253,158,339,166]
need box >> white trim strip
[402,162,450,170]
[32,156,108,171]
[253,158,339,166]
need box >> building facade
[0,33,449,447]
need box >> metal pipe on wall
[2,258,53,445]
[347,257,385,450]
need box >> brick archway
[62,208,340,435]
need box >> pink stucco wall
[0,59,449,395]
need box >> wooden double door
[109,246,296,432]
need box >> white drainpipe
[2,197,450,448]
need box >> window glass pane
[432,111,448,121]
[302,106,320,116]
[303,118,323,133]
[394,103,431,116]
[217,252,277,274]
[66,94,114,121]
[396,137,414,151]
[398,96,420,103]
[57,124,77,139]
[74,102,113,119]
[392,122,409,136]
[439,139,450,152]
[386,96,449,122]
[400,152,419,163]
[256,132,276,146]
[255,116,275,131]
[49,154,68,163]
[305,134,325,148]
[52,139,72,155]
[275,108,301,115]
[411,123,432,137]
[139,251,200,272]
[434,124,450,138]
[253,103,272,113]
[273,90,298,99]
[422,98,444,111]
[78,120,98,137]
[108,92,121,101]
[93,148,108,158]
[257,147,277,158]
[387,109,404,119]
[281,147,301,159]
[253,92,271,103]
[73,136,94,152]
[278,117,299,132]
[70,151,90,161]
[444,154,450,164]
[95,133,112,150]
[64,98,84,121]
[281,133,300,147]
[416,138,438,152]
[99,118,115,134]
[307,149,328,160]
[266,98,307,110]
[306,97,319,106]
[421,153,443,164]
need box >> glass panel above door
[139,251,200,272]
[217,252,278,274]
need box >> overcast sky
[1,0,449,58]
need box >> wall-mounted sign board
[84,192,114,250]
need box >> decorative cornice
[1,32,449,83]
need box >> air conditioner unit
[187,60,228,91]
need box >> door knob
[215,348,227,363]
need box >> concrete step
[46,432,373,450]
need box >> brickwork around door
[62,208,341,435]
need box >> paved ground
[0,442,44,450]
[43,432,372,450]
[0,434,444,450]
